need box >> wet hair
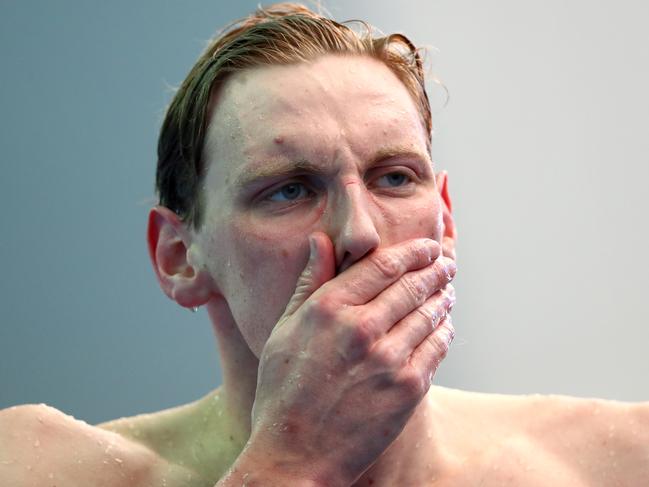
[156,2,434,229]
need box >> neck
[207,299,258,443]
[205,299,454,486]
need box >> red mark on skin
[281,249,289,258]
[274,135,284,144]
[342,177,360,188]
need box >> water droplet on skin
[114,457,123,464]
[608,424,616,438]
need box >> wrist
[216,440,339,487]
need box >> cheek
[381,193,443,243]
[220,219,308,354]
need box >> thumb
[281,232,335,319]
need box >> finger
[280,232,336,320]
[409,315,455,382]
[359,257,455,336]
[381,284,455,357]
[330,238,441,306]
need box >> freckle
[274,135,284,144]
[281,249,289,258]
[418,220,424,227]
[284,358,290,364]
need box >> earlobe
[436,171,457,260]
[147,206,214,308]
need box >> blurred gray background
[1,0,647,424]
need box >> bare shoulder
[435,388,649,487]
[437,387,649,485]
[527,393,649,481]
[0,403,193,487]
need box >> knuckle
[303,294,338,323]
[427,331,450,360]
[353,312,378,343]
[414,305,436,326]
[370,342,402,369]
[369,251,403,280]
[400,275,427,305]
[397,370,427,399]
[433,258,455,284]
[340,313,375,356]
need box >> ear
[147,206,215,309]
[436,171,457,260]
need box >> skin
[1,54,648,487]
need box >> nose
[330,180,381,274]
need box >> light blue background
[1,1,648,424]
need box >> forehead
[202,55,428,192]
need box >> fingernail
[446,260,457,278]
[424,239,437,262]
[446,326,455,344]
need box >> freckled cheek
[227,221,308,293]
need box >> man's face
[193,54,444,357]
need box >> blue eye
[267,182,311,202]
[376,172,411,188]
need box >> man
[1,3,647,486]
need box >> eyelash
[262,170,415,204]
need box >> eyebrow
[233,146,431,191]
